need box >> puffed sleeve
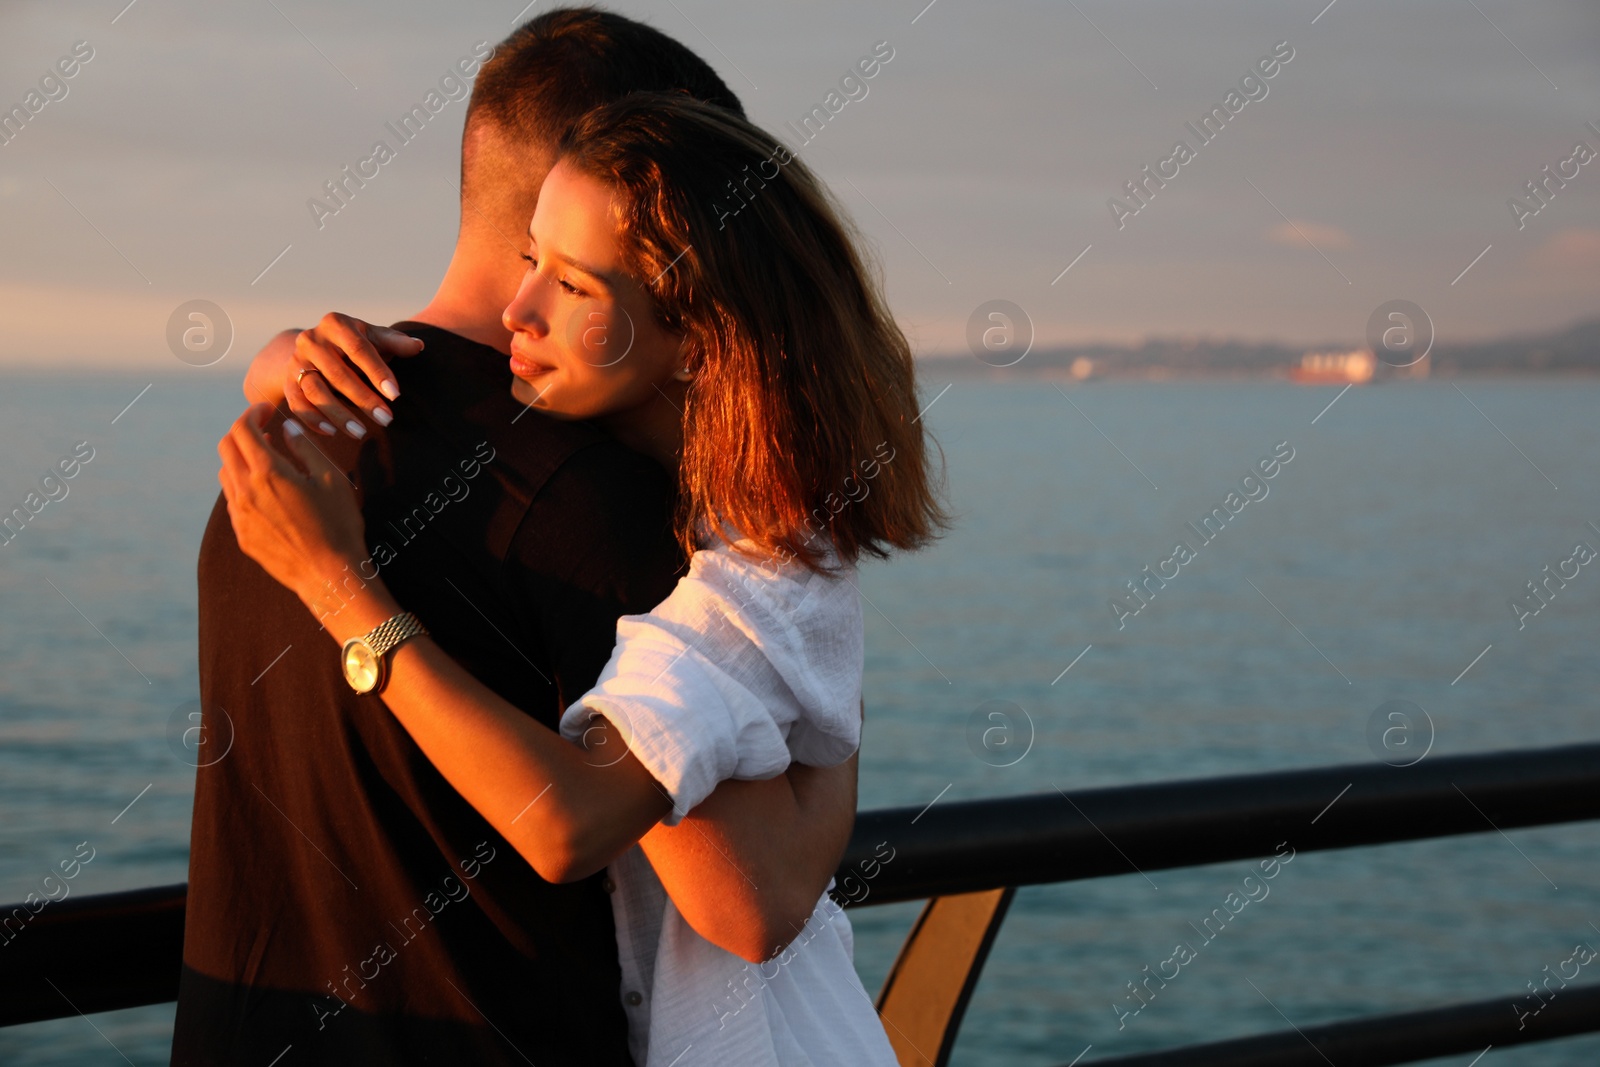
[560,540,864,824]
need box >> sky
[0,0,1596,372]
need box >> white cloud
[1527,227,1600,272]
[1265,220,1352,249]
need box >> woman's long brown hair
[556,91,947,573]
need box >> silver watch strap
[361,611,429,659]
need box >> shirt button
[625,991,643,1007]
[603,877,616,894]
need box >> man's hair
[461,6,744,209]
[556,93,948,574]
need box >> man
[175,11,853,1065]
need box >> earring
[671,366,695,382]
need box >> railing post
[874,886,1016,1067]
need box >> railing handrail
[837,740,1600,905]
[0,881,185,1026]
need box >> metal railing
[4,741,1598,1065]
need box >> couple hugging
[175,7,944,1067]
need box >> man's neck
[408,232,521,354]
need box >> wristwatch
[341,611,429,694]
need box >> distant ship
[1290,348,1375,384]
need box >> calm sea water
[1,374,1597,1065]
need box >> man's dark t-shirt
[172,325,683,1066]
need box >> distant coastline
[919,316,1600,380]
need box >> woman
[221,92,944,1064]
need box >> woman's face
[502,160,686,422]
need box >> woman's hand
[217,403,374,625]
[244,313,425,440]
[287,313,424,439]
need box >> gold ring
[295,366,316,386]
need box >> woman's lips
[508,347,553,379]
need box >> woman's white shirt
[559,536,897,1066]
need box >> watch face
[342,640,380,694]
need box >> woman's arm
[241,328,301,407]
[218,404,672,883]
[339,589,676,883]
[640,753,857,963]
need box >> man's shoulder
[540,435,677,515]
[508,435,683,604]
[521,435,677,545]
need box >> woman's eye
[559,279,585,296]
